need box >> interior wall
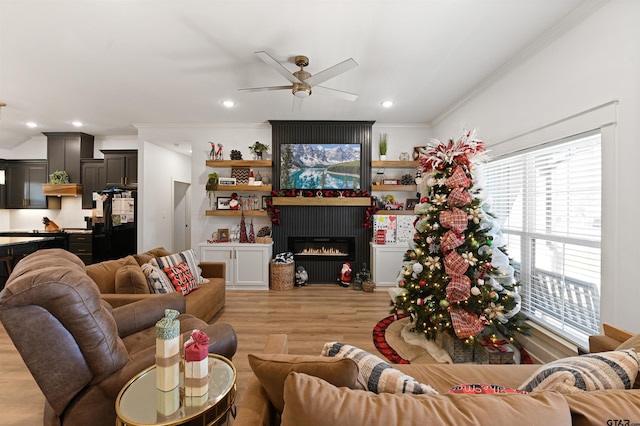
[432,0,639,332]
[138,140,191,252]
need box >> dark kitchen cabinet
[5,160,49,209]
[81,159,106,208]
[102,150,137,188]
[44,132,94,183]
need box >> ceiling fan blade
[313,86,358,102]
[304,58,358,86]
[292,96,304,112]
[255,51,302,84]
[238,85,292,93]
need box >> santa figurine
[295,266,308,287]
[338,262,352,287]
[229,193,239,210]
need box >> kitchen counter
[0,236,57,247]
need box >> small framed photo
[217,228,230,242]
[261,195,270,210]
[405,198,419,210]
[382,179,400,185]
[219,177,237,186]
[217,196,232,210]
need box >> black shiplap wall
[269,121,374,284]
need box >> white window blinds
[483,131,601,347]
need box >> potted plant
[379,134,388,161]
[249,141,270,160]
[206,172,218,209]
[49,170,70,184]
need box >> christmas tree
[391,130,529,348]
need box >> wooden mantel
[270,197,371,207]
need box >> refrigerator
[92,189,137,261]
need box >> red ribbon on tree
[445,165,471,189]
[440,230,465,252]
[450,309,485,339]
[446,274,471,303]
[447,187,473,207]
[444,251,469,275]
[439,208,468,233]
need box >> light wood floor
[0,285,392,425]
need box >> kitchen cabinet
[370,242,408,287]
[44,132,94,183]
[5,160,50,209]
[199,242,272,290]
[67,232,93,264]
[102,150,137,188]
[81,159,106,208]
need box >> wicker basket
[256,236,272,244]
[270,261,294,291]
[441,330,475,363]
[362,280,376,293]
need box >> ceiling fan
[239,51,358,109]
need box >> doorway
[172,180,191,253]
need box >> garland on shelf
[265,189,378,227]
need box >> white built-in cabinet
[199,242,272,290]
[369,242,409,287]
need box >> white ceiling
[0,0,594,150]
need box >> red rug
[373,315,533,365]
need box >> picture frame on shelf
[217,196,232,210]
[382,179,400,185]
[218,177,237,186]
[217,228,230,242]
[405,198,419,210]
[261,195,269,210]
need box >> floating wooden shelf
[371,184,417,192]
[375,210,417,215]
[205,160,272,167]
[371,161,419,168]
[41,184,82,196]
[271,197,371,207]
[205,210,268,217]
[216,184,272,192]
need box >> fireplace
[288,237,355,261]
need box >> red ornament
[419,280,427,287]
[420,196,429,203]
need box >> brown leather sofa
[86,247,226,323]
[0,249,238,426]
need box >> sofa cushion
[321,342,437,395]
[280,372,572,426]
[616,334,640,388]
[563,389,640,426]
[141,262,175,294]
[114,265,149,294]
[519,349,639,394]
[163,261,199,295]
[247,353,359,414]
[86,255,139,293]
[150,249,204,284]
[133,246,173,266]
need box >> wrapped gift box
[184,329,210,397]
[475,335,515,364]
[155,309,180,391]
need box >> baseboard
[514,321,580,364]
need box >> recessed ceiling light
[26,121,38,128]
[381,101,394,108]
[222,100,235,108]
[72,121,83,127]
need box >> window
[483,131,601,347]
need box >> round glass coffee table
[115,354,236,426]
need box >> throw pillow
[321,342,438,395]
[518,349,640,394]
[281,372,572,426]
[247,353,359,414]
[86,255,139,293]
[616,334,640,388]
[114,264,149,294]
[163,261,199,295]
[141,262,175,294]
[448,383,527,395]
[150,249,204,284]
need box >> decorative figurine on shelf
[229,193,239,210]
[215,143,223,160]
[338,262,352,287]
[295,266,308,287]
[209,142,216,160]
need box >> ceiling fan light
[292,83,311,98]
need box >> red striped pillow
[163,261,199,295]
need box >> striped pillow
[519,349,639,394]
[150,249,204,284]
[321,342,438,395]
